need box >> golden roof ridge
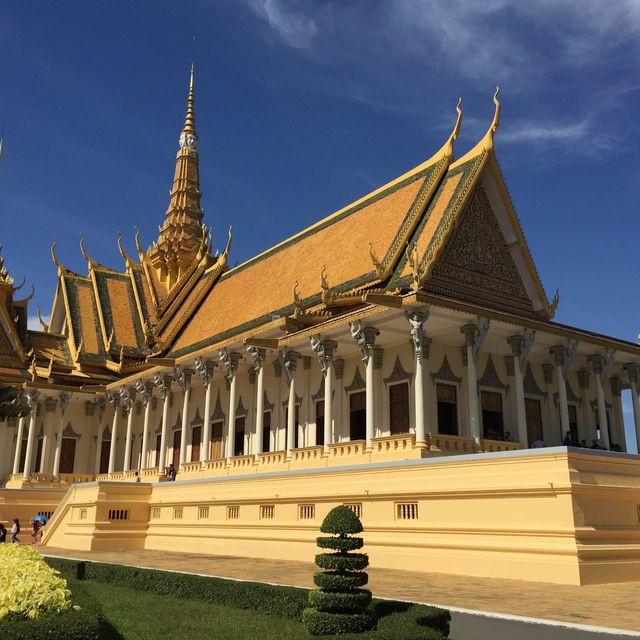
[451,87,500,169]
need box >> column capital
[550,340,578,376]
[624,362,640,386]
[218,349,242,378]
[182,368,194,388]
[194,356,216,387]
[310,335,336,373]
[460,318,490,358]
[610,376,623,398]
[25,389,39,411]
[280,349,300,381]
[135,379,154,406]
[152,373,173,400]
[173,365,193,392]
[246,346,267,371]
[406,310,429,359]
[106,390,119,410]
[507,334,524,356]
[349,320,379,361]
[587,353,605,374]
[119,386,136,415]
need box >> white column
[349,322,379,449]
[94,402,106,475]
[589,354,610,449]
[407,311,429,446]
[324,360,334,451]
[52,392,72,479]
[247,347,266,456]
[577,368,593,445]
[178,369,193,466]
[154,374,172,471]
[310,336,337,454]
[624,364,640,453]
[274,360,283,449]
[107,393,120,475]
[551,346,570,439]
[136,381,153,470]
[334,359,345,443]
[12,415,26,475]
[507,335,527,446]
[461,324,484,447]
[22,392,39,480]
[195,358,215,462]
[40,397,58,474]
[121,387,135,472]
[283,350,300,456]
[219,350,242,459]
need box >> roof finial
[450,87,500,168]
[80,234,98,269]
[179,64,198,150]
[430,97,463,163]
[51,236,64,271]
[490,86,500,135]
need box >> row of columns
[11,390,73,480]
[93,317,640,475]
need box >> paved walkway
[40,547,640,635]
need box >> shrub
[0,545,71,620]
[304,505,375,635]
[46,556,309,621]
[0,577,112,640]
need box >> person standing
[0,523,6,543]
[31,519,40,544]
[10,518,20,544]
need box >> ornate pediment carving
[344,366,366,393]
[426,185,534,314]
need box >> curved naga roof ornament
[50,237,69,273]
[117,231,138,267]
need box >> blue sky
[1,1,638,445]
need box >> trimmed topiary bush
[303,505,375,635]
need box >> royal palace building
[1,69,640,585]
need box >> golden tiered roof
[6,76,636,394]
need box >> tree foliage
[0,385,29,421]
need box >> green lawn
[83,580,310,640]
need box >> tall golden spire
[147,65,207,289]
[180,64,197,146]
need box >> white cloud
[246,0,319,49]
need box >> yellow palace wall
[41,448,640,586]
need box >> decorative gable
[425,184,535,315]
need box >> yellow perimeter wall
[36,448,640,586]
